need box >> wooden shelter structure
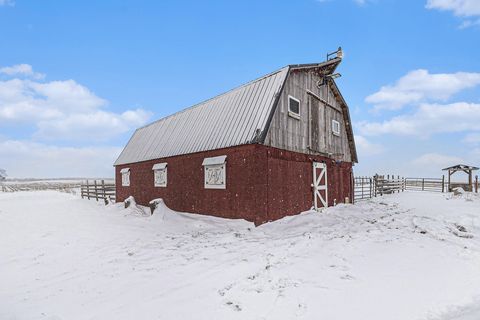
[442,164,479,192]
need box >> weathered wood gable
[263,67,357,163]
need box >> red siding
[116,145,353,225]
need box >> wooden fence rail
[404,177,446,193]
[81,180,116,203]
[373,175,405,196]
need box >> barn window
[120,168,130,186]
[288,95,300,119]
[152,163,167,187]
[332,120,340,136]
[202,155,227,189]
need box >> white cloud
[0,139,121,178]
[366,69,480,110]
[36,109,150,141]
[354,135,384,157]
[0,66,151,141]
[412,153,464,168]
[358,102,480,136]
[426,0,480,17]
[0,64,44,79]
[426,0,480,28]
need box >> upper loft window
[120,168,130,186]
[332,120,340,136]
[288,95,300,119]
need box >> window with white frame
[152,163,167,187]
[332,120,340,136]
[120,168,130,186]
[288,95,300,119]
[202,155,226,189]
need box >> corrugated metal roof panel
[114,67,289,166]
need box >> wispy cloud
[411,153,464,168]
[0,64,44,79]
[426,0,480,28]
[0,0,14,6]
[0,139,122,178]
[366,69,480,111]
[0,65,151,142]
[358,102,480,137]
[0,64,153,177]
[354,135,384,157]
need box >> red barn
[114,55,357,225]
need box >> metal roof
[114,67,289,165]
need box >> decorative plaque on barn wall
[152,163,168,187]
[202,155,227,189]
[154,169,167,187]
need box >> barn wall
[116,144,269,225]
[116,144,353,225]
[264,146,353,221]
[264,69,353,162]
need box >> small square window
[332,120,340,136]
[288,95,300,119]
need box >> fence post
[102,180,106,201]
[94,180,98,201]
[441,175,445,193]
[369,177,372,198]
[422,178,425,191]
[86,180,90,200]
[476,175,478,193]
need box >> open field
[1,191,480,320]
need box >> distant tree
[0,169,7,181]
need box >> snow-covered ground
[1,191,479,320]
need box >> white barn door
[312,162,328,210]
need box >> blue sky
[0,0,479,178]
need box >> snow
[1,191,480,320]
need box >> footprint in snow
[225,301,242,311]
[340,274,355,280]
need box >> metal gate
[312,162,328,210]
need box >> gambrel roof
[114,58,357,166]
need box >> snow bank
[1,191,480,320]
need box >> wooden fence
[374,175,405,196]
[353,174,479,202]
[353,174,405,202]
[404,177,446,192]
[81,180,116,203]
